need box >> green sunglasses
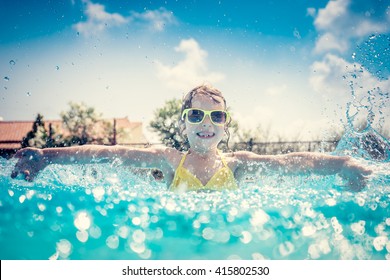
[181,108,230,126]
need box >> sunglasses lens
[211,111,227,124]
[187,109,205,123]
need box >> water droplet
[89,225,102,239]
[56,239,72,258]
[117,226,130,239]
[202,227,215,240]
[279,241,295,256]
[76,32,80,36]
[4,77,9,82]
[293,28,301,39]
[240,231,252,244]
[76,230,89,243]
[26,92,31,97]
[9,60,16,66]
[19,195,26,203]
[132,229,146,243]
[106,235,119,249]
[74,211,91,231]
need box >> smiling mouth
[196,132,215,138]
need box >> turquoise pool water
[0,128,389,260]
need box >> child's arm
[11,145,175,181]
[234,151,373,191]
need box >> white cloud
[309,53,390,126]
[310,54,351,96]
[314,32,348,53]
[313,0,390,54]
[310,54,380,97]
[73,1,176,36]
[310,54,390,97]
[155,38,225,90]
[314,0,348,31]
[130,8,177,31]
[73,1,128,36]
[353,20,388,37]
[0,116,3,121]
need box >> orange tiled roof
[0,118,147,150]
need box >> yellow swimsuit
[169,151,239,192]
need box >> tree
[60,102,111,146]
[21,114,62,148]
[149,98,188,151]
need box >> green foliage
[149,98,189,151]
[22,103,123,148]
[21,114,62,148]
[60,102,105,146]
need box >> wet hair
[178,84,232,149]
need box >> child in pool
[11,84,372,192]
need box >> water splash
[335,34,390,162]
[0,156,389,260]
[334,126,390,162]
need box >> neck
[188,147,218,158]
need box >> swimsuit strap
[217,150,229,168]
[177,152,189,169]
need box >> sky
[0,0,389,142]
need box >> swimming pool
[0,128,389,260]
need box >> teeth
[197,132,214,137]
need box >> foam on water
[0,137,389,260]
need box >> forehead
[190,94,225,110]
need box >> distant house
[0,117,148,158]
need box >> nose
[202,114,212,126]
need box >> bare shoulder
[221,151,256,169]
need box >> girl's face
[183,94,226,153]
